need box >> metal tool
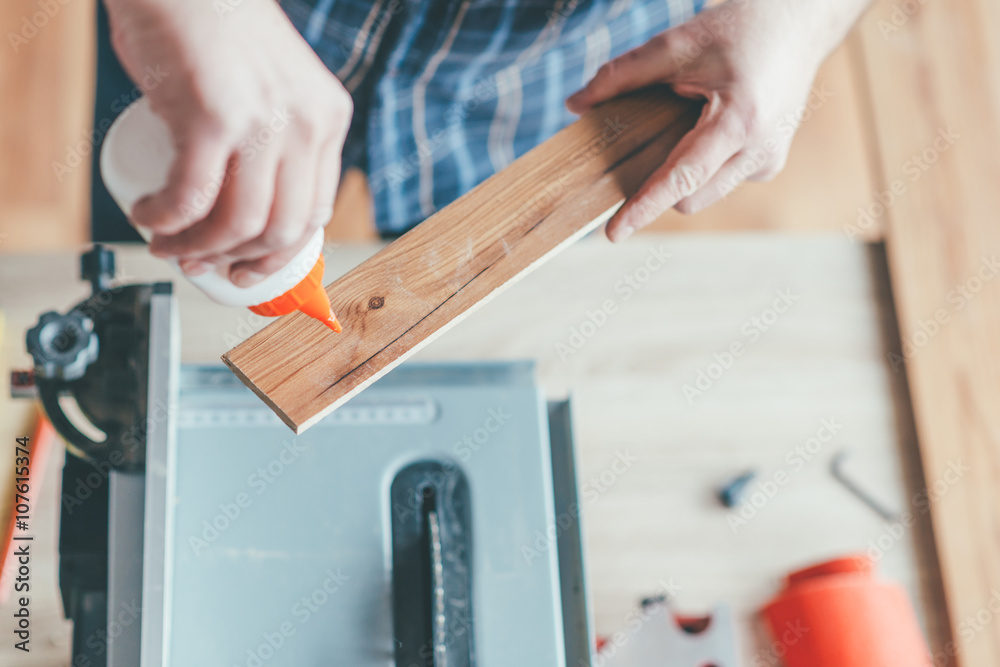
[391,461,475,666]
[23,244,166,471]
[597,599,739,667]
[830,450,899,522]
[13,246,594,667]
[13,245,174,666]
[717,469,756,508]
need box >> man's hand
[105,0,352,286]
[566,0,871,242]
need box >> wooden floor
[2,0,1000,666]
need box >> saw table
[0,235,951,665]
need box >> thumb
[566,32,683,113]
[131,124,233,236]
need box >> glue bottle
[99,97,341,333]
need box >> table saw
[18,246,592,666]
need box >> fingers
[675,141,791,214]
[131,124,232,236]
[227,224,318,286]
[223,149,319,287]
[566,32,680,113]
[607,101,745,241]
[673,152,752,214]
[148,146,279,260]
[310,137,343,230]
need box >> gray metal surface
[106,284,178,667]
[163,361,574,667]
[107,471,145,667]
[548,400,593,667]
[140,285,178,667]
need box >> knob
[25,310,99,381]
[80,244,116,293]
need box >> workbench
[0,235,950,664]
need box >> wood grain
[223,89,702,432]
[858,0,1000,664]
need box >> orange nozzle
[248,254,342,332]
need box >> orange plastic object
[762,554,932,667]
[0,412,56,604]
[248,254,341,332]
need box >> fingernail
[231,269,264,287]
[611,223,635,243]
[179,259,214,276]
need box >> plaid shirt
[280,0,704,233]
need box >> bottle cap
[248,255,342,332]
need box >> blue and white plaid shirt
[280,0,704,233]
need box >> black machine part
[25,244,165,472]
[391,460,476,667]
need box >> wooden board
[858,0,1000,664]
[223,89,701,433]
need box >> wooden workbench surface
[0,235,949,664]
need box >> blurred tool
[717,469,757,508]
[830,450,899,521]
[762,554,932,667]
[597,598,739,667]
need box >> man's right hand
[104,0,353,287]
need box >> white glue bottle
[100,96,341,332]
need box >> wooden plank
[858,0,1000,664]
[223,89,701,432]
[0,0,95,251]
